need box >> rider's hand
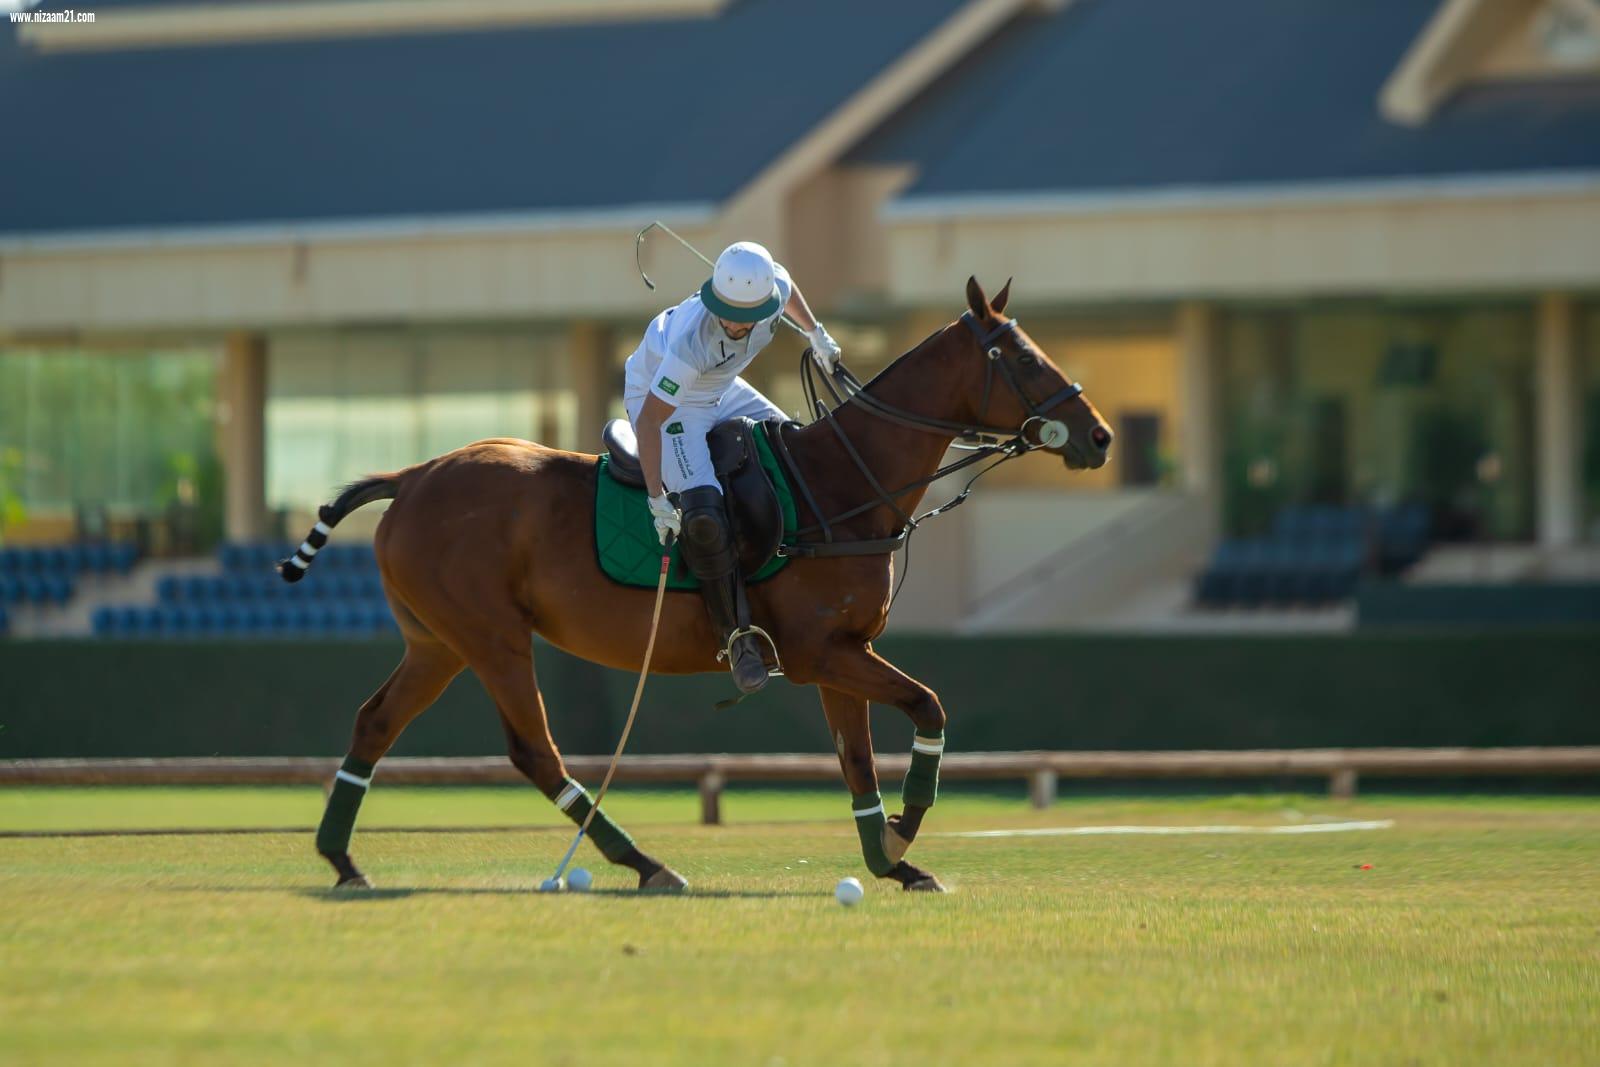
[647,493,681,546]
[808,324,842,374]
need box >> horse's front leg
[819,643,948,865]
[819,682,945,892]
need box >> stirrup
[717,624,783,677]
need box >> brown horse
[287,277,1112,893]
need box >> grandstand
[91,543,396,639]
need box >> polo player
[623,241,840,694]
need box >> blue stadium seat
[1378,503,1430,573]
[93,541,392,639]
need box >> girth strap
[777,533,908,559]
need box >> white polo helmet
[700,241,781,323]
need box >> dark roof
[0,0,966,235]
[848,0,1600,200]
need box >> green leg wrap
[554,778,635,862]
[902,729,944,809]
[315,755,375,855]
[852,791,895,876]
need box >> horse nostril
[1090,425,1112,451]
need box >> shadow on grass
[296,886,824,901]
[155,884,822,901]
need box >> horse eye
[1019,353,1036,365]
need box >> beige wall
[882,185,1600,305]
[1,219,721,334]
[785,165,915,309]
[12,185,1599,335]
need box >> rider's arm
[784,282,841,370]
[783,285,819,333]
[638,350,701,498]
[635,393,676,499]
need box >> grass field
[2,788,1597,1066]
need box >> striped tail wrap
[279,514,335,582]
[277,475,398,583]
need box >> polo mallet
[544,533,675,889]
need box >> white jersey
[623,263,793,409]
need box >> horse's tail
[277,474,399,583]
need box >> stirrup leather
[717,624,784,677]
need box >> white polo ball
[538,877,564,893]
[835,877,864,906]
[567,868,593,892]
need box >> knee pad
[678,487,735,580]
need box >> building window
[0,347,221,540]
[266,327,574,513]
[1220,304,1536,540]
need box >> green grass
[2,789,1597,1066]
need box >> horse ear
[966,276,989,319]
[992,278,1012,315]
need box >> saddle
[602,416,787,577]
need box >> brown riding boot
[678,487,770,695]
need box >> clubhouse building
[4,0,1599,626]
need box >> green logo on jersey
[658,376,680,396]
[665,421,684,435]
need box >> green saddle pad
[594,424,798,591]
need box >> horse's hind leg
[316,639,463,888]
[472,643,687,892]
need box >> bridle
[772,311,1088,559]
[809,312,1079,450]
[959,311,1080,450]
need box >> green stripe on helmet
[700,279,780,323]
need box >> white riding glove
[647,493,681,546]
[807,323,842,374]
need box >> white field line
[940,819,1395,839]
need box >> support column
[1177,302,1223,536]
[219,332,268,542]
[1536,293,1581,548]
[569,320,615,454]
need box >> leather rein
[772,312,1084,559]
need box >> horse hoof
[334,874,373,890]
[640,867,688,893]
[882,822,913,864]
[883,860,944,892]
